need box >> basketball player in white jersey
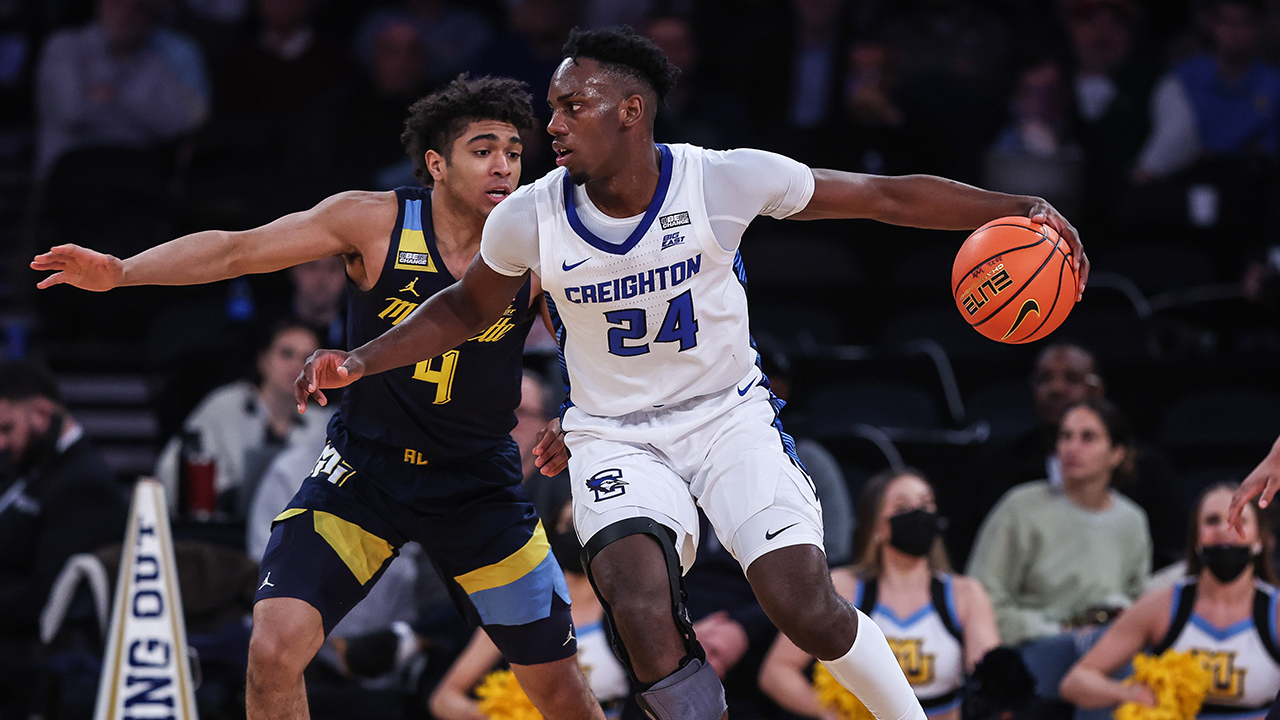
[296,27,1089,720]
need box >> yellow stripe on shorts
[312,510,394,585]
[453,521,550,595]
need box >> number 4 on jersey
[606,290,698,357]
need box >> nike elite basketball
[952,216,1077,344]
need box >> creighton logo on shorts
[586,469,627,502]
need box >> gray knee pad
[637,658,727,720]
[582,517,704,681]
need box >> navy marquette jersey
[339,186,535,462]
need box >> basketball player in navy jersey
[32,76,605,720]
[294,28,1090,720]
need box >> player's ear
[425,150,447,183]
[619,94,645,128]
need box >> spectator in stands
[1061,483,1280,718]
[1132,0,1280,184]
[33,0,209,178]
[353,0,493,89]
[306,16,431,192]
[866,0,1017,182]
[1063,0,1160,233]
[155,318,330,520]
[0,360,128,719]
[968,397,1150,645]
[211,0,350,116]
[285,255,346,349]
[760,468,1001,720]
[644,11,752,150]
[967,398,1150,717]
[954,344,1183,571]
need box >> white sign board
[94,478,198,720]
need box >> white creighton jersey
[482,143,814,417]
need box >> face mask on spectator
[888,508,943,557]
[1198,544,1255,583]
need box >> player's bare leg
[510,656,607,720]
[590,534,729,720]
[246,597,325,720]
[747,544,925,720]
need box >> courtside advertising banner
[94,478,198,720]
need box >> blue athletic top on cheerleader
[1153,577,1280,719]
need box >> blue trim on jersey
[853,579,864,610]
[543,294,574,418]
[563,144,674,256]
[1190,615,1254,641]
[404,198,422,232]
[875,602,935,629]
[942,575,963,631]
[466,552,572,627]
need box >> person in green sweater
[967,397,1151,646]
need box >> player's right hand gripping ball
[952,216,1077,344]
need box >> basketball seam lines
[1015,250,1070,343]
[970,229,1063,329]
[952,233,1048,295]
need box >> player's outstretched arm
[1229,433,1280,531]
[792,170,1089,300]
[31,191,390,290]
[296,255,528,409]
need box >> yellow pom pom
[1113,649,1212,720]
[475,669,545,720]
[813,664,877,720]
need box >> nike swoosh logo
[737,379,757,396]
[1002,298,1041,340]
[562,258,589,271]
[764,523,799,540]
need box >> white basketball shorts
[562,366,825,573]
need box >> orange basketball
[952,216,1077,344]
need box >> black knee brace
[581,517,705,683]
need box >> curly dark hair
[562,26,681,103]
[401,74,536,185]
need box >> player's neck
[582,142,663,219]
[430,185,485,258]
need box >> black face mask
[550,529,584,574]
[1198,544,1256,583]
[888,509,943,557]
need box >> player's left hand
[295,349,364,412]
[533,418,568,476]
[1028,200,1088,301]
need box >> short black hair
[562,26,681,103]
[0,360,61,403]
[401,74,536,185]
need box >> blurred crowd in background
[4,0,1280,719]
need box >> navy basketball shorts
[255,428,575,666]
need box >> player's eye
[476,149,490,157]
